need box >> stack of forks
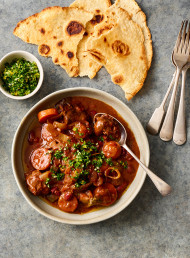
[147,20,190,145]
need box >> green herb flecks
[119,160,128,169]
[54,149,64,159]
[109,135,115,140]
[1,58,40,96]
[106,158,113,166]
[92,152,105,171]
[50,166,65,181]
[45,178,50,188]
[99,136,104,142]
[52,172,64,181]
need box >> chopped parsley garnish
[50,166,64,181]
[73,127,78,133]
[92,152,105,170]
[99,136,104,142]
[52,172,64,181]
[54,149,64,159]
[73,127,83,136]
[1,58,40,96]
[106,158,113,166]
[45,178,50,188]
[119,160,128,169]
[109,135,115,140]
[75,182,80,188]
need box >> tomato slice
[58,194,78,213]
[94,183,117,206]
[31,147,51,170]
[38,108,58,123]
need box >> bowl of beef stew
[12,88,149,224]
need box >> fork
[173,56,190,145]
[159,20,190,141]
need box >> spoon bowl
[94,113,172,196]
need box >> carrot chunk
[38,108,58,123]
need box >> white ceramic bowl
[0,50,43,100]
[12,88,150,224]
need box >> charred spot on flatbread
[66,21,84,36]
[67,51,74,59]
[40,28,45,34]
[84,32,88,36]
[60,49,64,55]
[54,58,59,63]
[91,15,104,25]
[39,44,50,55]
[97,25,113,36]
[89,50,105,63]
[113,75,124,84]
[70,66,79,77]
[57,41,63,47]
[112,40,130,56]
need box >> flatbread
[86,6,148,100]
[70,0,111,78]
[115,0,153,69]
[13,6,93,77]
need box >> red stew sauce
[23,97,140,214]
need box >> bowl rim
[11,87,150,224]
[0,50,44,100]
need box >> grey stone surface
[0,0,190,257]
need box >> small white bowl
[0,50,43,100]
[12,88,150,224]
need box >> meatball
[94,114,120,139]
[93,183,117,206]
[26,170,50,196]
[102,141,121,159]
[72,121,91,139]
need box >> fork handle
[147,72,176,135]
[160,67,181,141]
[173,69,187,145]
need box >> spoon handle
[123,144,172,196]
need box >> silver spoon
[94,113,172,196]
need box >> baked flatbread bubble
[70,0,111,78]
[13,6,93,77]
[115,0,153,69]
[86,6,148,100]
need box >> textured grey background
[0,0,190,257]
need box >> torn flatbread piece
[86,7,148,100]
[70,0,111,78]
[115,0,153,69]
[13,6,93,77]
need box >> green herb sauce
[1,58,40,96]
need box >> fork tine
[181,20,188,51]
[181,20,189,54]
[185,21,190,54]
[174,20,185,52]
